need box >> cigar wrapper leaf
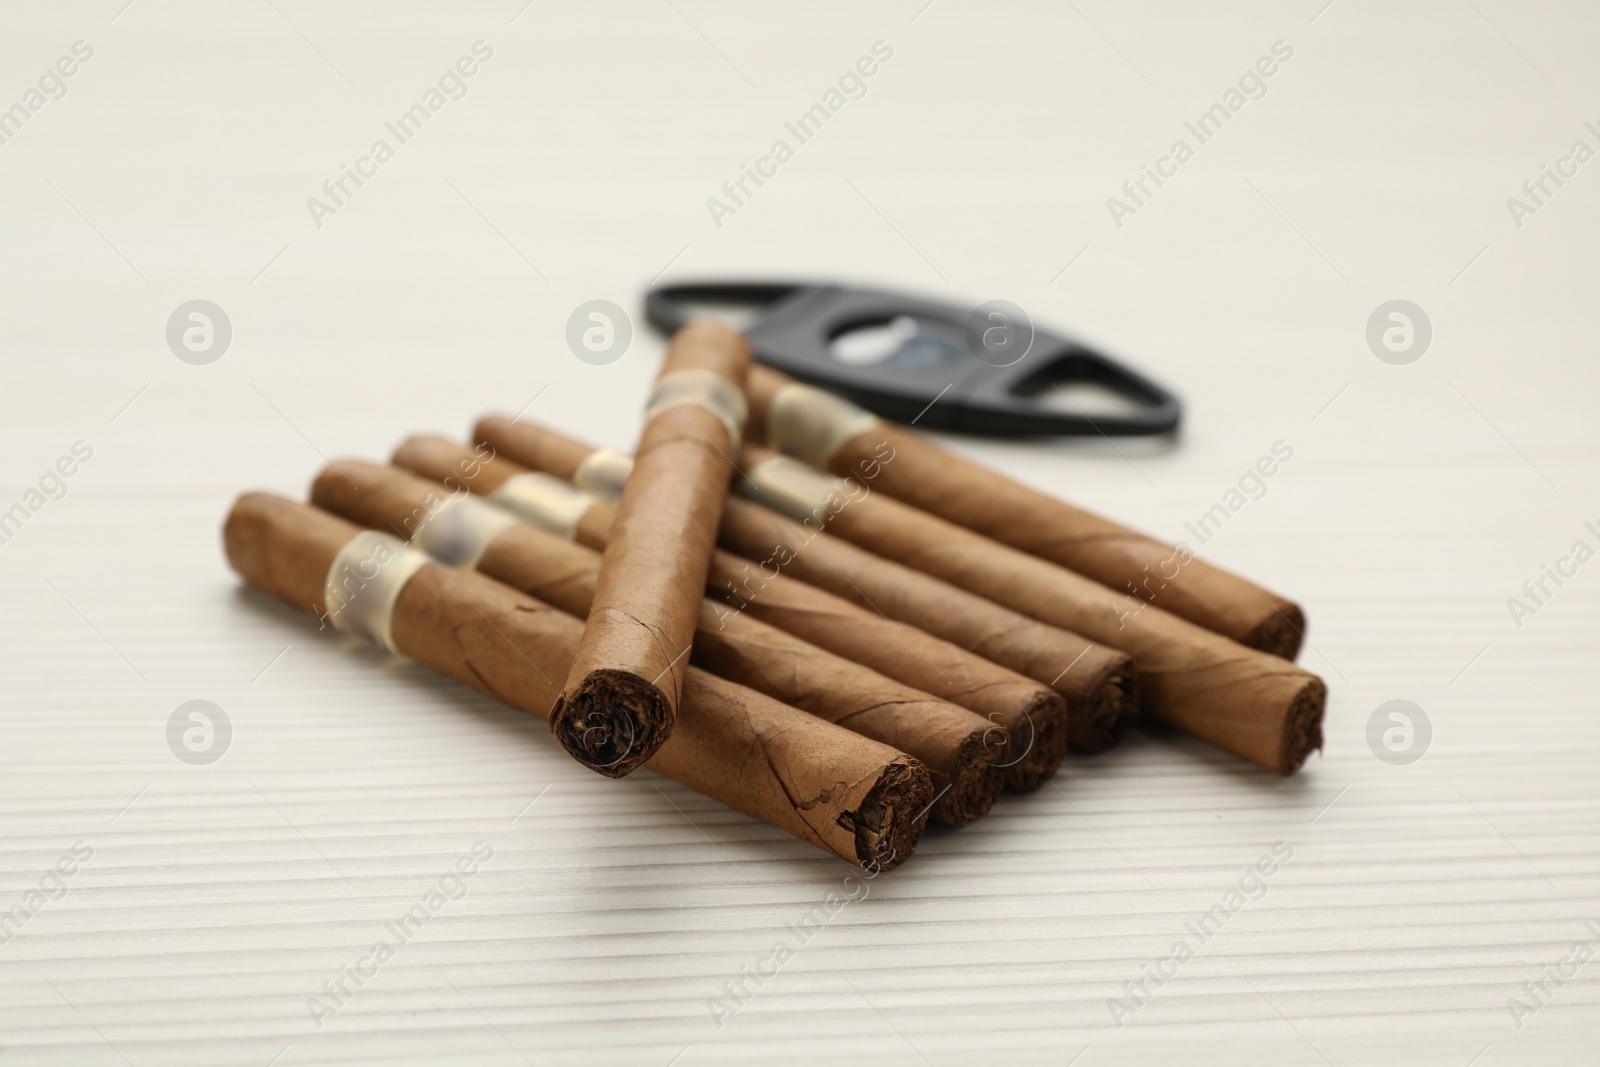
[551,320,752,778]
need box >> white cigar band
[572,448,633,503]
[324,531,430,654]
[488,472,594,540]
[411,493,521,569]
[644,368,748,452]
[738,456,852,525]
[766,381,881,470]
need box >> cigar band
[767,382,880,469]
[644,368,748,451]
[488,472,593,540]
[571,448,632,503]
[739,456,850,525]
[324,531,430,654]
[410,493,521,569]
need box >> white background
[2,1,1597,1064]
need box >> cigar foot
[550,669,673,778]
[1245,603,1306,661]
[934,734,1006,827]
[841,757,934,873]
[1068,661,1140,756]
[1003,691,1072,793]
[1277,676,1327,775]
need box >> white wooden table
[3,2,1597,1063]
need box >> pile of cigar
[224,321,1325,873]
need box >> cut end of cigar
[1067,660,1140,756]
[1245,603,1307,661]
[549,669,674,779]
[838,756,933,873]
[1277,675,1327,776]
[1002,691,1072,794]
[933,732,1006,827]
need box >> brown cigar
[551,320,751,779]
[735,446,1325,775]
[223,492,931,870]
[744,364,1306,660]
[408,432,1069,793]
[311,459,1004,825]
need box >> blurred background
[2,2,1597,1064]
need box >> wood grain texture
[2,1,1598,1064]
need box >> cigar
[552,320,751,778]
[312,459,1005,825]
[744,364,1307,660]
[223,492,932,870]
[734,446,1325,775]
[409,432,1069,793]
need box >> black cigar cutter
[644,280,1181,437]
